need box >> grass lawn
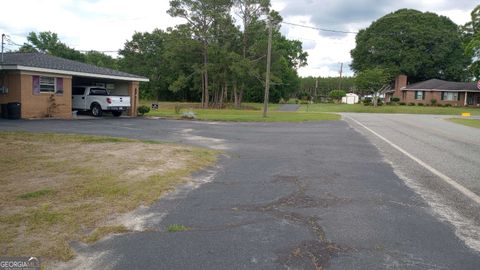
[447,118,480,129]
[299,103,480,115]
[140,101,280,111]
[141,101,339,122]
[0,132,217,264]
[146,108,339,122]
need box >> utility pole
[1,34,5,63]
[263,18,273,118]
[314,77,318,101]
[338,62,343,90]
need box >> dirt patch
[0,132,217,265]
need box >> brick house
[0,52,149,119]
[386,75,480,107]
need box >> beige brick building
[0,53,148,119]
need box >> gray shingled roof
[404,79,479,91]
[0,52,148,81]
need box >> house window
[414,91,424,100]
[441,92,459,101]
[39,76,56,93]
[32,76,63,95]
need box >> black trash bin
[7,102,21,120]
[0,104,8,119]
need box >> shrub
[363,98,372,106]
[430,98,437,106]
[279,98,286,104]
[297,91,310,101]
[398,102,406,106]
[417,103,424,106]
[137,105,150,116]
[181,111,196,119]
[437,104,444,107]
[408,102,415,106]
[391,97,400,102]
[329,90,347,103]
[444,103,452,107]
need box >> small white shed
[342,93,359,104]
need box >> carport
[0,52,149,119]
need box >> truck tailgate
[109,96,131,107]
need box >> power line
[5,36,24,47]
[77,50,119,53]
[4,35,119,53]
[281,21,358,34]
[3,20,360,55]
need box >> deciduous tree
[351,9,470,83]
[168,0,233,108]
[355,68,391,106]
[19,31,85,62]
[463,5,480,79]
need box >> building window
[32,76,63,95]
[414,91,424,100]
[441,92,458,101]
[39,76,56,93]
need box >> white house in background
[342,93,359,104]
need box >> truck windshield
[89,88,109,96]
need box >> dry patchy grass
[0,132,217,264]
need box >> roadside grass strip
[447,118,480,129]
[299,103,480,115]
[147,109,340,122]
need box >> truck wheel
[91,104,103,117]
[112,111,122,117]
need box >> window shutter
[56,78,64,95]
[457,92,461,101]
[423,91,425,100]
[441,92,444,100]
[32,76,40,95]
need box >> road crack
[236,174,353,269]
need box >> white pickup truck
[72,86,131,117]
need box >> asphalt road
[343,113,480,255]
[1,116,480,269]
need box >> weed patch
[167,224,190,233]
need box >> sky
[0,0,477,77]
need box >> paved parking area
[1,116,479,269]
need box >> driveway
[1,117,480,269]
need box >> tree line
[298,76,355,100]
[16,3,480,103]
[17,0,307,108]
